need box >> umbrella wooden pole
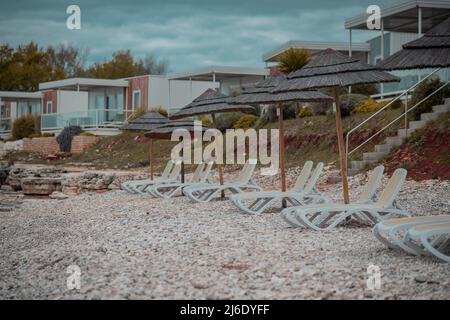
[332,88,350,204]
[278,105,287,208]
[149,139,154,180]
[181,146,185,184]
[211,113,225,199]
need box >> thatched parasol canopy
[272,48,400,204]
[169,88,254,120]
[169,89,255,195]
[145,119,208,140]
[378,17,450,71]
[145,120,209,182]
[230,76,333,198]
[273,49,400,92]
[121,111,168,131]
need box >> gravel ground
[1,168,449,300]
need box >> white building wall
[220,75,265,96]
[148,76,212,114]
[58,91,89,114]
[390,32,420,55]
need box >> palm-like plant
[278,48,311,74]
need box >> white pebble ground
[1,169,449,300]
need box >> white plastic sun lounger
[183,160,262,203]
[406,222,450,263]
[133,161,182,195]
[147,162,214,199]
[373,215,450,256]
[281,166,407,231]
[121,160,179,194]
[229,161,328,215]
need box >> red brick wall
[127,76,148,110]
[42,90,58,114]
[23,137,60,154]
[71,136,101,154]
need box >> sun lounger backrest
[303,162,324,193]
[376,168,407,208]
[199,162,214,183]
[237,160,257,184]
[292,161,314,192]
[190,162,205,183]
[357,165,384,203]
[168,161,182,180]
[161,161,175,179]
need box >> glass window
[46,102,52,114]
[117,93,123,112]
[95,95,105,109]
[133,91,141,110]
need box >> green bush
[353,99,384,114]
[215,112,245,131]
[233,115,258,130]
[282,104,299,120]
[41,133,55,137]
[410,78,450,120]
[199,115,212,127]
[28,133,41,138]
[80,132,95,137]
[57,126,82,152]
[298,107,313,118]
[351,83,379,96]
[310,101,332,116]
[340,94,368,117]
[151,106,168,118]
[254,113,269,129]
[12,115,36,139]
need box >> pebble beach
[1,168,449,300]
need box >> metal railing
[346,68,449,165]
[41,109,135,131]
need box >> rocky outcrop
[21,177,62,196]
[7,165,63,191]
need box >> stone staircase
[350,98,450,173]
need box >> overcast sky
[0,0,395,73]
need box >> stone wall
[23,138,60,154]
[70,136,101,154]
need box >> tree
[136,53,169,75]
[278,48,311,74]
[88,50,138,79]
[46,44,88,78]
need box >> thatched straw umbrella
[145,120,208,183]
[122,112,168,179]
[230,76,333,197]
[378,17,450,71]
[170,89,255,196]
[272,49,400,204]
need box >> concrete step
[348,168,360,176]
[363,151,389,161]
[374,143,392,153]
[433,104,450,113]
[351,160,366,171]
[408,120,427,131]
[421,112,440,122]
[445,98,450,105]
[385,136,404,147]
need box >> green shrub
[410,78,450,120]
[199,115,212,127]
[254,113,269,129]
[12,115,37,140]
[340,94,368,117]
[233,115,258,130]
[150,106,168,118]
[351,83,379,96]
[310,101,332,116]
[80,132,95,137]
[298,107,313,118]
[57,126,82,152]
[282,104,299,120]
[353,99,384,114]
[28,133,41,138]
[41,133,54,137]
[215,112,244,131]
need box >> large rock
[7,165,63,191]
[21,177,62,195]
